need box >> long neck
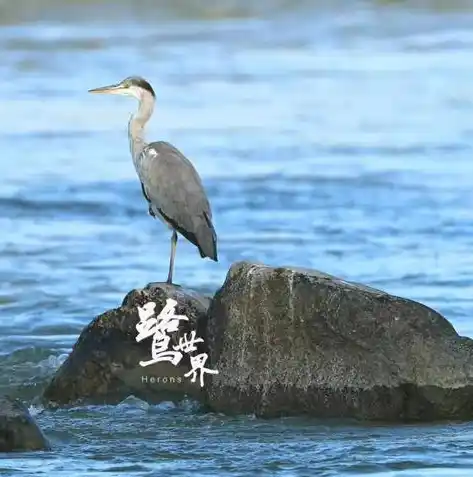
[128,90,155,169]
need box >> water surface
[1,0,473,475]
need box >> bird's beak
[88,83,125,95]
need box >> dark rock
[0,396,50,451]
[205,261,473,421]
[43,283,210,407]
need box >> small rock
[43,283,210,406]
[0,396,49,451]
[205,262,473,421]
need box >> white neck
[127,87,155,169]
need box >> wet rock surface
[205,262,473,421]
[43,283,210,407]
[0,395,49,451]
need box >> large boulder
[0,396,50,451]
[43,283,210,407]
[205,262,473,421]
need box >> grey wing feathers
[140,182,156,217]
[140,141,218,261]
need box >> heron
[88,76,218,284]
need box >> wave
[0,347,67,401]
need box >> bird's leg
[166,230,178,284]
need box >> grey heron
[88,76,218,284]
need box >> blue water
[1,0,473,475]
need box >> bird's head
[88,76,155,100]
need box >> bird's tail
[197,212,218,261]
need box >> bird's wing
[140,141,218,261]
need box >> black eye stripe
[121,77,155,97]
